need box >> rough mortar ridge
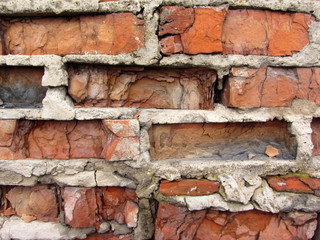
[1,0,320,240]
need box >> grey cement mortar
[0,216,95,240]
[0,159,136,188]
[0,1,320,239]
[0,0,99,16]
[99,0,142,14]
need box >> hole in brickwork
[67,65,217,109]
[312,118,320,156]
[214,75,228,103]
[149,121,297,161]
[0,119,139,161]
[0,67,46,108]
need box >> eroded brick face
[1,185,138,230]
[222,67,320,107]
[159,7,314,56]
[155,203,318,240]
[0,67,45,108]
[0,13,144,55]
[68,65,216,109]
[0,119,139,161]
[5,185,59,223]
[160,180,220,196]
[149,121,297,161]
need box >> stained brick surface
[0,67,45,108]
[68,65,216,109]
[149,121,296,161]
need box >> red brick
[6,185,58,222]
[0,120,139,161]
[222,67,266,108]
[2,14,144,56]
[28,121,72,159]
[68,121,108,159]
[155,204,318,240]
[63,187,97,228]
[222,10,314,56]
[300,177,320,191]
[159,6,194,36]
[159,179,220,196]
[180,7,226,54]
[68,65,216,110]
[101,187,138,227]
[222,67,320,108]
[155,203,206,240]
[159,8,313,56]
[266,176,313,194]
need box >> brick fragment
[63,187,97,228]
[159,6,195,36]
[101,187,138,228]
[265,145,280,158]
[266,176,313,194]
[159,179,220,196]
[103,119,139,137]
[159,35,183,55]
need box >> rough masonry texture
[1,0,320,239]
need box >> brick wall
[0,0,320,239]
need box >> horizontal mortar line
[151,159,297,175]
[0,104,319,121]
[1,55,319,68]
[0,0,317,15]
[62,54,136,65]
[2,52,320,67]
[0,55,63,66]
[159,54,320,68]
